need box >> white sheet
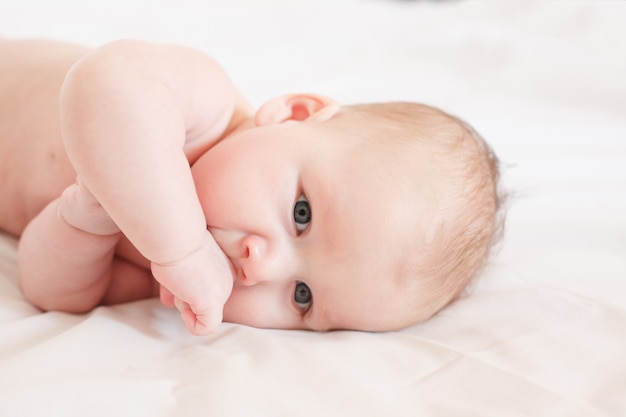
[1,1,625,416]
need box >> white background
[1,1,625,416]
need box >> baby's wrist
[58,182,121,236]
[150,231,234,300]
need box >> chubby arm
[19,181,122,313]
[61,40,236,264]
[60,40,247,334]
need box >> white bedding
[1,1,625,416]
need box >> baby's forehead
[309,127,436,253]
[310,105,497,329]
[313,241,416,331]
[313,174,424,324]
[318,241,427,331]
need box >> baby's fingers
[59,179,120,235]
[159,285,175,307]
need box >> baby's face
[192,121,429,331]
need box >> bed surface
[1,1,625,416]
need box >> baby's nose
[237,234,292,286]
[237,235,269,286]
[242,234,267,263]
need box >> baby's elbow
[59,43,125,127]
[19,276,58,313]
[21,285,55,313]
[60,39,154,108]
[59,40,162,162]
[19,273,99,315]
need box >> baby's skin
[3,39,419,334]
[1,39,257,334]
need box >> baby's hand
[151,232,233,336]
[59,177,121,235]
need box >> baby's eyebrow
[303,294,335,332]
[298,169,349,331]
[304,311,327,332]
[307,177,344,255]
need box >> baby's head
[192,95,503,331]
[329,102,503,326]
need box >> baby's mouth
[207,227,253,286]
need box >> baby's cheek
[222,289,255,324]
[222,286,293,329]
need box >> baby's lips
[230,262,252,287]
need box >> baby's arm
[59,40,246,335]
[19,180,123,313]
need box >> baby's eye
[294,281,312,310]
[293,195,311,233]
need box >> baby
[0,39,503,335]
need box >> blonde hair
[331,102,505,323]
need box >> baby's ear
[254,94,340,126]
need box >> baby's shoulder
[183,91,254,163]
